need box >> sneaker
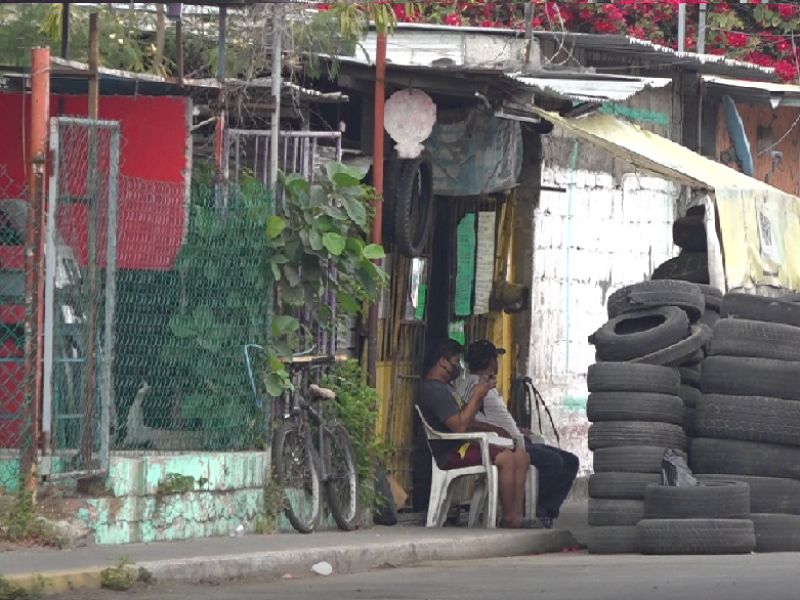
[537,516,554,529]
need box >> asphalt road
[53,552,798,600]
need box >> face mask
[447,361,462,382]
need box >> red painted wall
[0,92,186,270]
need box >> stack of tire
[678,284,722,450]
[585,280,712,554]
[585,362,683,554]
[636,479,756,555]
[690,292,800,553]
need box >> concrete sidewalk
[2,525,579,595]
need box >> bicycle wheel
[272,419,320,534]
[324,422,361,531]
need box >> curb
[2,568,104,595]
[4,529,577,596]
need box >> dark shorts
[442,442,508,470]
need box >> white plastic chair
[468,437,539,528]
[415,405,498,528]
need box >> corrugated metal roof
[2,58,345,101]
[362,24,776,81]
[530,107,777,193]
[511,74,672,103]
[702,75,800,106]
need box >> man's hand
[473,376,495,399]
[444,374,496,433]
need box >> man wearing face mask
[417,338,534,529]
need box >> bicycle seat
[309,384,336,401]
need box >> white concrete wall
[530,154,678,474]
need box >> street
[53,552,796,600]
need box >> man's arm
[470,420,513,438]
[443,378,493,433]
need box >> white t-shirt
[455,373,522,438]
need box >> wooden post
[21,46,50,493]
[366,33,387,388]
[80,12,100,470]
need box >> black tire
[586,363,680,395]
[593,446,686,474]
[324,423,361,531]
[588,499,645,527]
[587,392,683,426]
[679,385,702,408]
[696,394,800,447]
[589,422,686,451]
[651,252,709,284]
[607,280,705,322]
[698,309,720,330]
[272,420,321,534]
[643,480,750,519]
[589,473,662,500]
[679,365,701,388]
[590,307,690,363]
[681,346,706,366]
[690,437,800,480]
[630,325,711,368]
[373,462,399,526]
[709,318,800,362]
[637,519,755,555]
[697,285,724,310]
[393,152,434,258]
[587,526,639,554]
[381,153,404,244]
[673,213,707,252]
[701,356,800,401]
[698,475,800,515]
[683,406,697,437]
[750,514,800,553]
[721,293,800,328]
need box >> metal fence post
[41,118,60,474]
[100,125,120,472]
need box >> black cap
[465,340,506,371]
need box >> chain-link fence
[0,163,29,492]
[3,119,350,490]
[113,175,272,452]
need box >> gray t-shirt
[417,378,469,467]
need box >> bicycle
[245,346,360,534]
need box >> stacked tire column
[690,292,800,553]
[679,285,723,450]
[586,281,712,554]
[637,479,755,555]
[586,364,683,554]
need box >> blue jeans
[525,441,580,520]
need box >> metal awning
[531,107,800,295]
[529,106,775,193]
[510,73,672,104]
[702,75,800,108]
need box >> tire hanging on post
[392,151,435,258]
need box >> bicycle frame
[244,344,339,484]
[287,370,333,484]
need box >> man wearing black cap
[456,340,580,529]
